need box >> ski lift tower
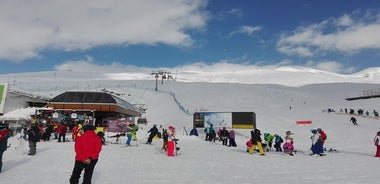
[151,70,171,91]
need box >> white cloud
[305,60,356,73]
[0,0,208,61]
[55,58,358,75]
[277,12,380,57]
[229,25,262,37]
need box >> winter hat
[83,124,95,132]
[311,129,317,134]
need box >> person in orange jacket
[69,124,102,184]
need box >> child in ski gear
[246,139,252,152]
[273,134,283,152]
[228,129,237,147]
[249,129,265,155]
[72,122,83,141]
[285,130,294,144]
[167,126,176,156]
[283,140,294,156]
[0,123,10,173]
[27,124,41,155]
[129,123,139,141]
[125,124,133,146]
[69,124,102,184]
[162,128,168,152]
[374,131,380,157]
[264,133,274,151]
[220,127,229,146]
[310,129,324,155]
[317,128,327,149]
[204,125,213,141]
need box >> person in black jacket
[0,123,10,173]
[248,128,265,155]
[27,124,41,156]
[146,124,158,144]
[220,127,229,146]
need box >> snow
[1,69,380,184]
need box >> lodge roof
[49,91,142,117]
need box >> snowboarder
[350,117,358,125]
[0,123,10,173]
[69,124,102,184]
[374,131,380,157]
[146,124,158,144]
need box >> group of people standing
[245,128,328,156]
[204,125,237,147]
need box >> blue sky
[0,0,380,74]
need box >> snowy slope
[0,68,380,184]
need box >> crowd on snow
[2,120,380,183]
[325,107,379,118]
[199,124,379,157]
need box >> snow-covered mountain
[1,66,380,184]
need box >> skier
[27,123,41,156]
[374,131,380,157]
[57,123,68,142]
[129,123,139,141]
[0,123,9,173]
[273,134,283,152]
[317,128,327,150]
[125,124,133,146]
[350,117,358,125]
[146,124,158,144]
[264,133,274,152]
[310,129,324,156]
[283,140,295,156]
[220,127,229,146]
[72,122,83,141]
[167,126,176,156]
[162,128,168,152]
[249,129,265,155]
[228,129,237,147]
[204,124,213,141]
[285,130,294,144]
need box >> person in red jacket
[69,124,102,184]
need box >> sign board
[107,119,131,132]
[0,83,9,115]
[193,112,256,129]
